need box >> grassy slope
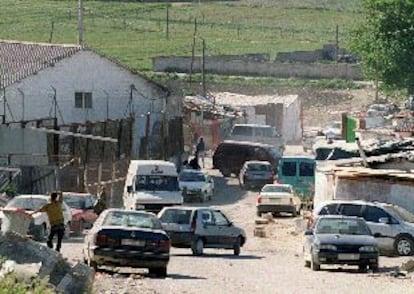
[0,0,363,72]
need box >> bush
[0,273,55,294]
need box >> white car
[256,184,301,217]
[178,169,214,202]
[0,195,72,241]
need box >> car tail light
[158,239,171,252]
[95,234,109,246]
[191,218,197,232]
[257,196,262,204]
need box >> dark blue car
[83,209,170,277]
[303,215,379,272]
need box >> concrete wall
[0,127,48,166]
[153,56,363,80]
[4,51,171,157]
[314,171,414,214]
[282,98,302,144]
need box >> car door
[211,210,236,246]
[362,205,396,250]
[197,209,217,245]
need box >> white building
[0,40,182,158]
[213,92,302,144]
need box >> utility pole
[78,0,84,46]
[202,38,206,97]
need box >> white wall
[314,170,335,207]
[3,51,167,157]
[282,98,302,144]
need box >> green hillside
[0,0,363,72]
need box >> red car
[62,192,98,235]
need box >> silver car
[313,200,414,256]
[158,206,246,256]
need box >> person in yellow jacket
[31,191,65,252]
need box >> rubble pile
[0,232,94,293]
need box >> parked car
[304,215,379,272]
[212,140,281,177]
[239,161,274,190]
[178,169,214,203]
[62,192,98,235]
[0,195,72,241]
[83,208,170,277]
[312,200,414,256]
[158,206,246,256]
[256,184,301,217]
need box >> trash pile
[0,231,94,293]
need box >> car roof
[105,208,156,217]
[62,192,94,197]
[161,206,220,212]
[179,169,207,175]
[245,160,271,165]
[315,199,393,211]
[220,140,274,148]
[13,194,49,200]
[263,183,292,188]
[316,215,363,221]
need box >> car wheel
[63,223,71,239]
[221,168,231,177]
[394,235,414,256]
[292,209,297,217]
[256,210,261,217]
[358,264,368,273]
[34,223,49,241]
[369,263,378,272]
[233,236,242,256]
[310,253,320,271]
[192,238,204,256]
[149,267,167,278]
[304,260,311,268]
[88,259,98,272]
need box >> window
[212,211,229,226]
[232,126,253,136]
[339,204,363,217]
[318,203,338,215]
[299,162,314,177]
[363,206,389,223]
[75,92,92,109]
[281,162,296,177]
[201,210,214,225]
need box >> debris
[262,213,274,223]
[254,226,266,238]
[255,218,269,225]
[400,259,414,272]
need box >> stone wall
[153,56,363,80]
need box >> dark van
[212,140,282,177]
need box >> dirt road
[61,165,413,294]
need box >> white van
[123,160,183,213]
[228,124,284,151]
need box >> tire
[149,267,167,278]
[304,260,311,268]
[394,235,414,256]
[358,264,367,273]
[369,263,378,272]
[233,236,241,256]
[63,224,71,239]
[292,210,297,217]
[75,220,85,236]
[192,238,204,256]
[310,253,320,271]
[88,259,98,272]
[221,168,231,177]
[256,210,261,217]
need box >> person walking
[30,191,65,252]
[196,137,206,168]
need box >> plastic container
[1,208,32,236]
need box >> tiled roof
[0,40,81,88]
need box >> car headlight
[359,245,377,252]
[317,244,337,251]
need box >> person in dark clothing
[189,156,200,170]
[196,137,206,168]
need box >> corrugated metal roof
[0,40,81,89]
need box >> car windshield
[315,218,371,235]
[248,163,271,172]
[384,206,414,223]
[103,211,161,229]
[159,209,192,224]
[63,195,86,209]
[262,185,291,193]
[6,197,47,211]
[135,175,179,191]
[179,171,205,182]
